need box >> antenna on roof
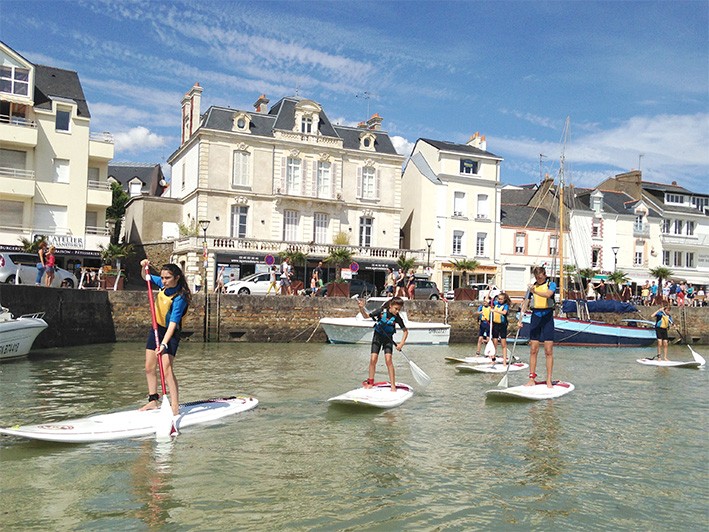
[356,91,372,117]
[638,153,644,171]
[539,153,547,181]
[295,84,300,97]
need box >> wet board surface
[328,382,413,409]
[456,362,529,374]
[485,381,575,401]
[636,358,702,368]
[445,356,495,365]
[0,396,258,443]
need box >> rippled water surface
[0,341,706,530]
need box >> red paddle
[144,264,176,438]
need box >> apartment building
[0,41,113,273]
[164,84,407,290]
[401,134,503,293]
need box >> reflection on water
[0,342,706,530]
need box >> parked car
[0,252,78,288]
[413,279,442,300]
[445,283,499,301]
[344,278,378,298]
[224,272,272,294]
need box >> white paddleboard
[486,381,575,401]
[456,362,529,374]
[328,382,413,409]
[445,356,495,365]
[636,358,703,368]
[0,396,258,443]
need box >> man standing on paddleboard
[358,297,409,392]
[140,260,191,415]
[652,304,673,361]
[525,266,556,388]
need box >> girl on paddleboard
[491,292,511,364]
[474,297,492,356]
[652,304,673,361]
[140,260,191,415]
[358,296,409,392]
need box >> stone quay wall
[1,285,708,346]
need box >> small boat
[319,297,450,345]
[0,306,48,361]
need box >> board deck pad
[328,382,413,409]
[445,356,496,365]
[456,362,529,374]
[636,358,702,368]
[486,381,575,401]
[0,396,258,443]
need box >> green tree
[452,258,480,288]
[106,182,130,244]
[578,268,596,284]
[396,254,417,273]
[324,247,354,281]
[607,270,630,295]
[99,242,134,268]
[649,266,673,303]
[19,235,47,253]
[279,249,308,284]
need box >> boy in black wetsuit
[358,296,409,392]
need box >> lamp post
[198,220,210,291]
[612,246,619,272]
[425,238,434,269]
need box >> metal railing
[87,179,111,190]
[633,223,650,237]
[0,114,36,128]
[0,166,34,179]
[89,131,114,143]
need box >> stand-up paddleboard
[328,382,413,409]
[445,356,494,365]
[486,381,575,401]
[456,362,528,374]
[0,396,258,443]
[636,358,703,368]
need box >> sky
[1,0,707,191]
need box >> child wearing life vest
[358,296,409,392]
[139,260,191,415]
[475,297,492,356]
[525,266,557,388]
[491,293,511,364]
[652,304,673,361]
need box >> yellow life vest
[658,313,670,329]
[480,306,492,321]
[530,280,555,310]
[155,289,176,328]
[493,303,505,323]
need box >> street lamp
[611,246,619,272]
[425,238,434,269]
[198,220,210,290]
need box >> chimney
[253,94,269,113]
[480,134,487,151]
[181,83,203,145]
[357,121,367,129]
[366,113,383,131]
[467,132,481,149]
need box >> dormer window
[665,193,684,205]
[460,159,478,175]
[0,65,29,96]
[128,178,143,197]
[232,112,251,133]
[293,100,322,136]
[56,105,71,132]
[301,116,313,134]
[359,132,376,151]
[591,190,604,213]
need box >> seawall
[1,285,707,346]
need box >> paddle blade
[408,360,432,389]
[497,373,509,389]
[688,346,706,366]
[155,397,176,442]
[484,338,496,357]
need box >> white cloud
[113,127,168,153]
[391,136,414,157]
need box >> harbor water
[0,341,706,530]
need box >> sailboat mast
[558,117,570,303]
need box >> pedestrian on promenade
[45,246,56,287]
[36,241,47,286]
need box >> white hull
[0,313,48,361]
[320,315,449,345]
[328,382,413,408]
[0,396,259,443]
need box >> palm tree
[98,242,134,268]
[279,249,308,285]
[396,254,417,273]
[607,270,630,296]
[324,246,354,281]
[451,258,480,289]
[19,235,47,253]
[649,266,673,304]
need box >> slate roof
[108,163,166,196]
[500,205,557,230]
[420,138,502,160]
[199,96,399,155]
[641,185,708,216]
[409,152,442,184]
[501,188,536,205]
[33,64,90,118]
[572,188,661,218]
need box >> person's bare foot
[546,380,553,388]
[140,400,159,411]
[390,386,397,393]
[524,378,536,387]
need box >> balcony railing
[89,131,114,143]
[88,179,112,190]
[0,166,34,179]
[174,236,425,262]
[0,114,36,128]
[633,222,650,237]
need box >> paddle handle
[145,265,167,396]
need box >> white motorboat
[0,306,48,361]
[319,297,450,345]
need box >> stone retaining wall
[1,285,708,346]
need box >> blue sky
[1,0,707,190]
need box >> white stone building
[0,41,114,275]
